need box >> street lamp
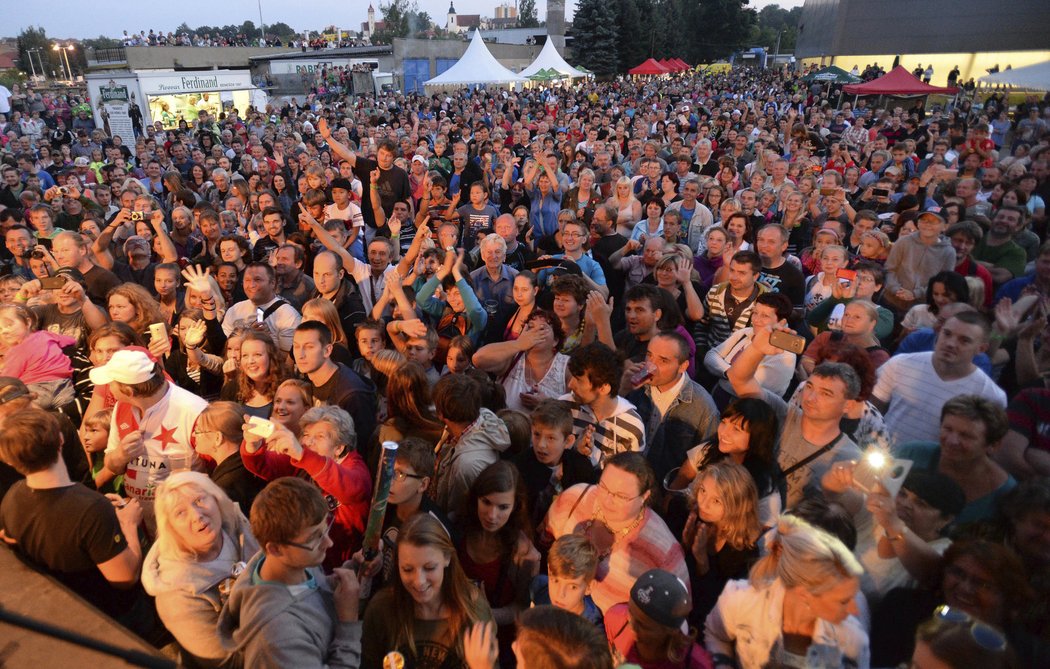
[52,43,74,81]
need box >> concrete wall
[392,37,541,79]
[124,46,293,70]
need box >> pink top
[2,330,75,385]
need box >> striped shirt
[700,282,768,350]
[559,394,646,468]
[872,352,1007,446]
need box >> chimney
[547,0,566,48]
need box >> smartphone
[872,188,890,198]
[148,322,167,342]
[819,186,836,197]
[39,275,67,290]
[836,268,857,285]
[255,308,265,324]
[246,416,276,439]
[769,330,806,355]
[853,449,912,497]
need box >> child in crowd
[530,534,604,627]
[445,334,476,375]
[513,399,598,529]
[804,244,849,313]
[857,230,891,265]
[80,408,122,495]
[799,228,841,276]
[351,319,386,382]
[217,477,362,667]
[497,408,532,460]
[0,302,77,411]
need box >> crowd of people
[0,64,1049,669]
[119,30,300,49]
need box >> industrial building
[794,0,1050,87]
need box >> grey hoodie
[141,509,259,667]
[216,551,362,669]
[884,233,955,297]
[432,407,511,519]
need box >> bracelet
[886,528,906,542]
[15,294,28,302]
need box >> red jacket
[242,444,372,572]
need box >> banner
[99,85,136,142]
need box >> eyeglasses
[932,605,1008,652]
[393,469,425,482]
[285,513,335,551]
[943,564,998,597]
[599,481,642,503]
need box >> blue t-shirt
[529,575,603,627]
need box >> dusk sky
[8,0,804,41]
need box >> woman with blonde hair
[362,513,494,667]
[705,515,868,668]
[107,283,166,339]
[142,471,259,668]
[271,378,313,437]
[192,401,265,512]
[221,330,287,419]
[608,175,643,236]
[682,460,761,627]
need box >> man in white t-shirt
[872,311,1006,445]
[0,86,11,115]
[98,348,208,526]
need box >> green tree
[751,5,801,54]
[268,22,298,38]
[16,26,58,79]
[571,0,619,78]
[373,0,417,43]
[240,21,260,39]
[681,0,756,64]
[518,0,539,28]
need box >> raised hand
[182,319,207,348]
[181,264,212,295]
[370,167,380,183]
[318,117,331,139]
[674,258,692,286]
[463,622,498,669]
[585,291,612,324]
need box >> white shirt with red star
[105,382,208,514]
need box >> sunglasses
[933,605,1008,652]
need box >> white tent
[979,61,1050,91]
[519,38,588,79]
[424,30,526,88]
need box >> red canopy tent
[673,58,691,70]
[629,58,670,75]
[843,65,958,96]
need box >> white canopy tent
[518,38,589,79]
[424,30,527,89]
[979,61,1050,91]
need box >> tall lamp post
[25,48,39,79]
[52,44,74,81]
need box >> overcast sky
[9,0,803,41]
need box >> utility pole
[258,0,266,43]
[25,49,38,79]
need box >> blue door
[403,59,429,94]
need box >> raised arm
[302,209,365,277]
[319,118,356,167]
[149,210,178,263]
